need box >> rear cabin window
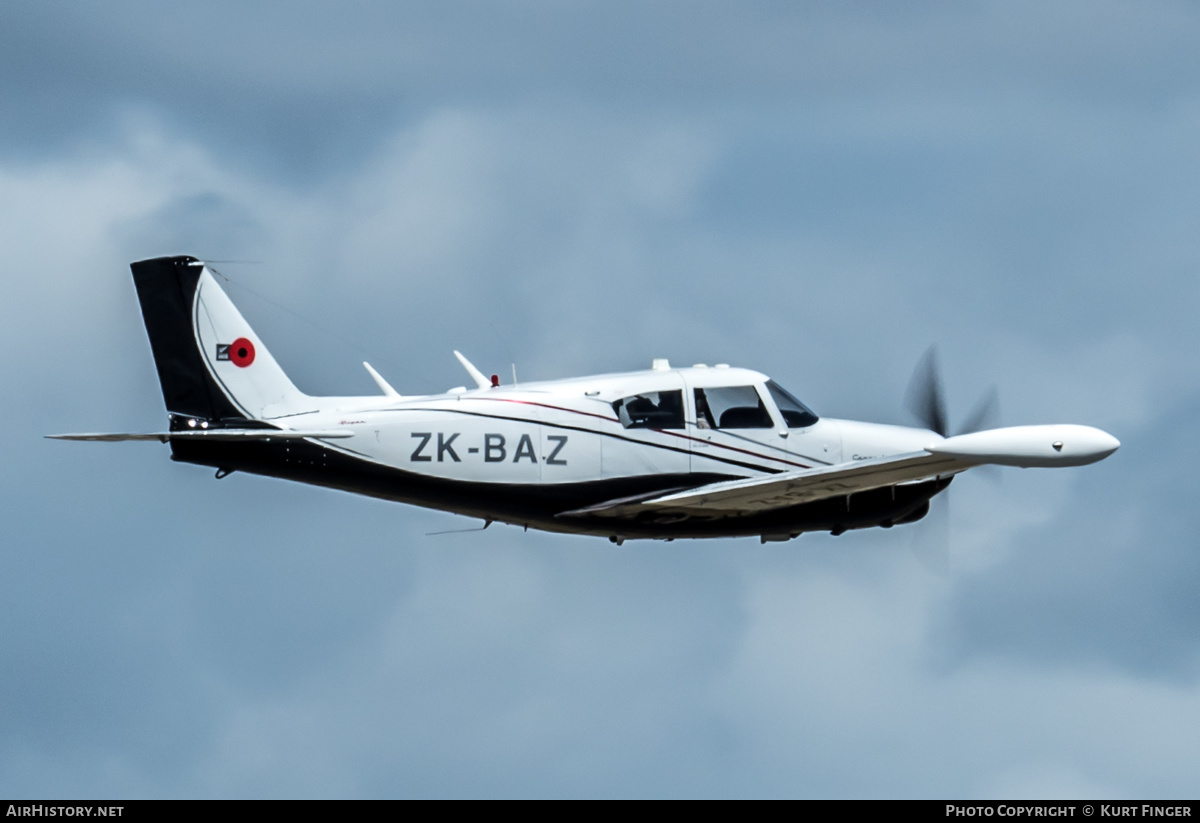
[694,386,774,429]
[612,390,685,429]
[766,380,819,428]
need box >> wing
[561,451,973,519]
[47,429,354,443]
[560,423,1121,520]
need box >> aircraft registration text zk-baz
[50,256,1120,543]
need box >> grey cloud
[117,192,270,260]
[5,2,1200,177]
[938,394,1200,681]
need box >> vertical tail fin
[131,256,309,422]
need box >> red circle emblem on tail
[230,337,255,368]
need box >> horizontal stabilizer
[47,429,354,443]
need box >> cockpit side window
[612,390,685,429]
[766,380,819,428]
[694,386,773,429]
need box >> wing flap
[639,451,972,514]
[556,486,697,519]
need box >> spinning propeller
[903,346,1001,573]
[904,346,1000,439]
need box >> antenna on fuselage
[453,350,491,390]
[362,362,400,398]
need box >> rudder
[131,256,309,422]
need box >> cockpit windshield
[766,380,819,428]
[695,386,773,429]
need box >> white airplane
[51,256,1120,543]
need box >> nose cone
[1086,428,1121,461]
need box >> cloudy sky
[3,1,1199,798]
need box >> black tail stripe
[130,256,245,422]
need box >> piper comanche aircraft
[51,256,1120,543]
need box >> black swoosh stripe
[473,396,823,469]
[356,407,783,475]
